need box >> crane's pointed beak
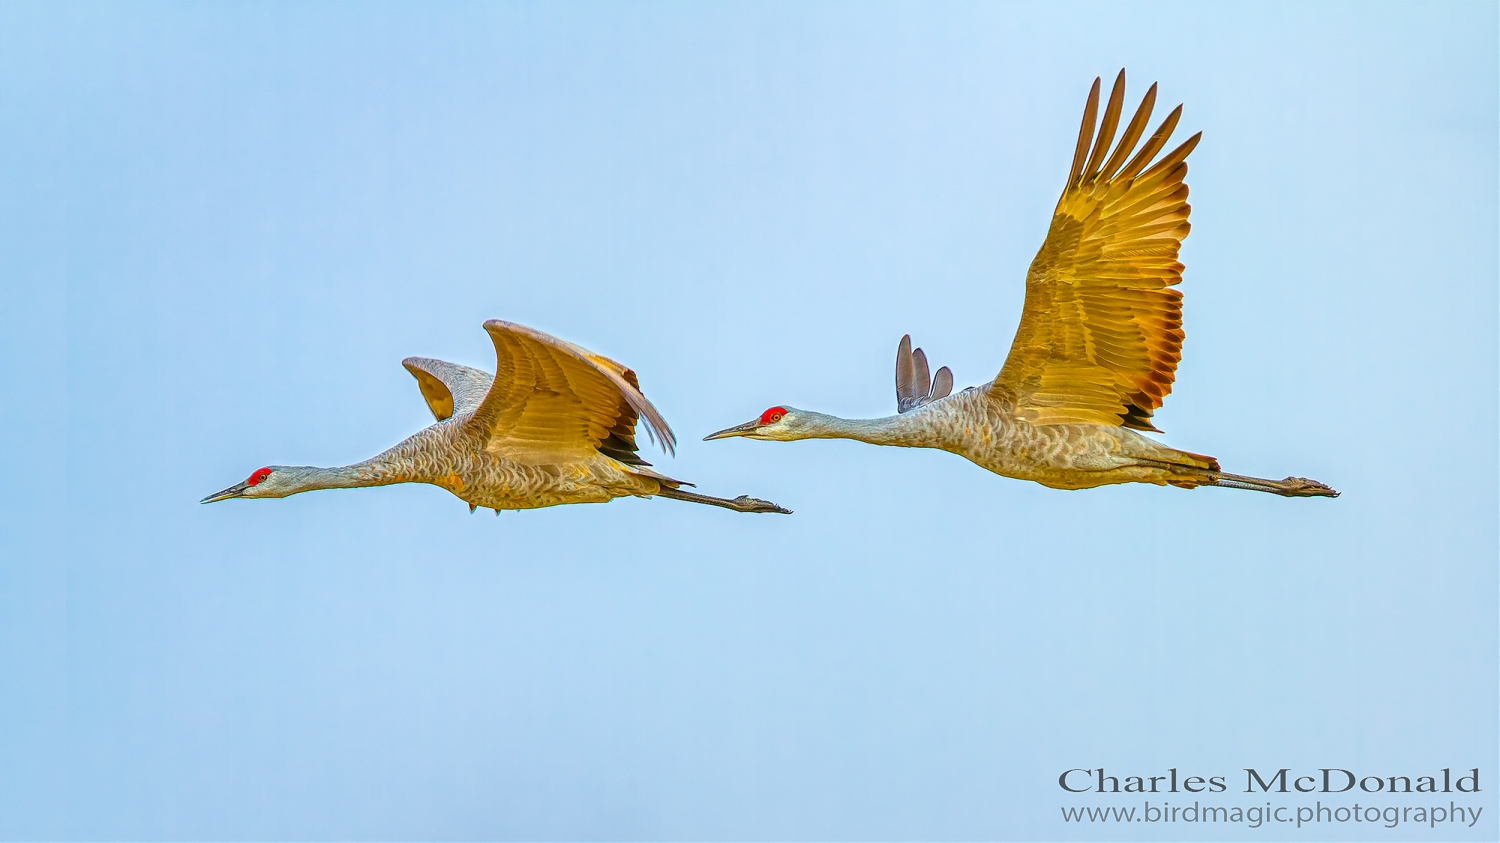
[703,419,760,441]
[200,481,250,504]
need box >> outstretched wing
[991,71,1201,432]
[466,320,676,464]
[894,334,953,413]
[402,357,494,421]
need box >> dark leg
[656,487,792,514]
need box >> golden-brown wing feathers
[467,320,676,464]
[991,70,1201,431]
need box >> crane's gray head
[200,466,316,503]
[703,406,817,442]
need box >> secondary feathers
[465,320,676,465]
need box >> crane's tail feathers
[895,334,954,413]
[655,487,791,514]
[1136,448,1218,478]
[1168,447,1219,472]
[628,465,693,488]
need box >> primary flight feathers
[992,71,1200,432]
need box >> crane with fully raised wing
[706,72,1336,499]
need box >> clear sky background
[1,2,1495,840]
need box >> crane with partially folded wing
[202,320,790,514]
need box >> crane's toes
[1281,476,1339,498]
[732,495,792,515]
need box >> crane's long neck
[280,437,430,495]
[791,412,928,447]
[292,462,398,491]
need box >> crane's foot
[727,494,793,514]
[1275,476,1339,498]
[656,487,792,514]
[1210,472,1339,498]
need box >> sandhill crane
[707,72,1337,499]
[202,320,791,514]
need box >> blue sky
[0,2,1495,840]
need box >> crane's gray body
[764,386,1220,492]
[345,414,664,511]
[886,334,1210,488]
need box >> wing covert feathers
[895,334,955,413]
[468,320,676,463]
[991,70,1200,431]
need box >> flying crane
[203,320,791,514]
[706,72,1337,499]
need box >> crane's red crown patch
[248,467,272,486]
[760,407,786,425]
